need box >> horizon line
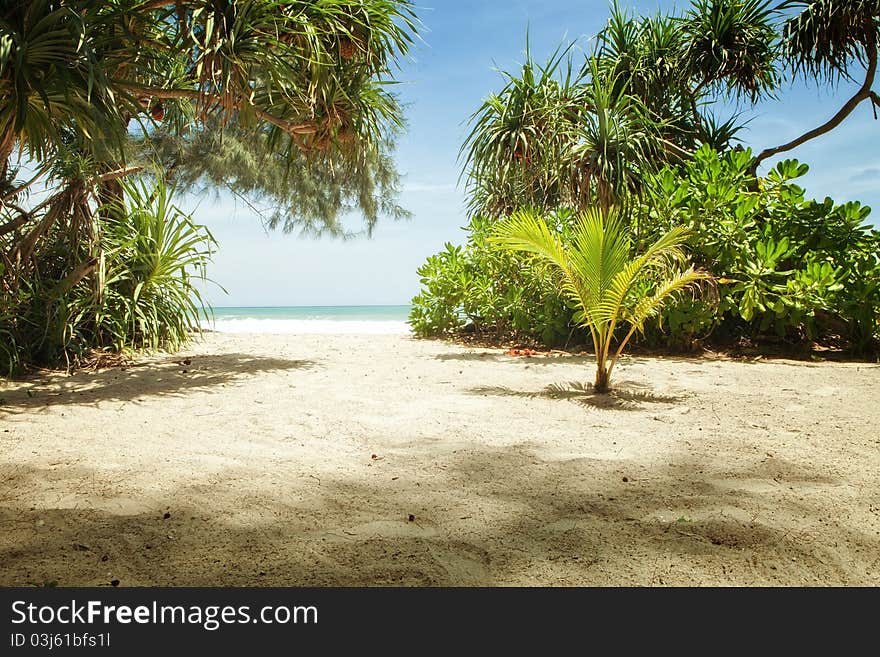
[211,303,412,308]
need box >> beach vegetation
[637,146,880,353]
[411,147,880,355]
[409,213,576,344]
[0,0,419,374]
[489,206,709,392]
[411,0,880,357]
[1,168,214,373]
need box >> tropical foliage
[1,0,419,373]
[409,213,576,344]
[136,116,409,238]
[490,207,709,392]
[1,174,214,375]
[460,0,786,219]
[411,147,880,355]
[754,0,880,169]
[0,0,417,167]
[412,0,880,358]
[86,179,216,353]
[639,146,880,352]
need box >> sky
[192,0,880,308]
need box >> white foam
[202,318,411,335]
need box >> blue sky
[193,0,880,307]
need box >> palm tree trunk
[97,164,126,224]
[594,363,610,394]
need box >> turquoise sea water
[204,305,412,334]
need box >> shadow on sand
[0,444,872,586]
[0,353,317,414]
[467,380,684,410]
[434,351,595,367]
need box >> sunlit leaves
[491,206,708,391]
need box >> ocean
[202,305,412,334]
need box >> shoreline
[1,332,878,586]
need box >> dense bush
[0,178,215,376]
[410,147,880,354]
[409,213,577,345]
[637,146,880,352]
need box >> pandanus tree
[0,0,418,228]
[598,0,779,148]
[462,0,785,221]
[461,46,673,219]
[569,61,671,215]
[460,43,588,218]
[0,1,123,180]
[671,0,880,170]
[462,0,880,225]
[681,0,780,103]
[0,0,419,372]
[490,207,710,393]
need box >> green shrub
[409,213,578,345]
[72,179,216,353]
[637,146,880,352]
[411,146,880,355]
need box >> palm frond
[488,205,711,392]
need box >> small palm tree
[491,207,710,393]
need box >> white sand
[1,333,878,586]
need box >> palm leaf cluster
[461,43,588,217]
[753,0,880,168]
[682,0,780,102]
[462,45,675,219]
[80,178,216,353]
[596,5,697,141]
[782,0,880,82]
[491,207,709,392]
[0,0,418,196]
[0,1,125,171]
[462,0,785,220]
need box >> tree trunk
[593,363,610,394]
[98,168,125,223]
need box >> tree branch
[0,209,29,238]
[752,43,878,170]
[1,162,52,204]
[135,0,179,11]
[120,85,315,151]
[49,257,98,299]
[95,166,145,183]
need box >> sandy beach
[1,332,878,586]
